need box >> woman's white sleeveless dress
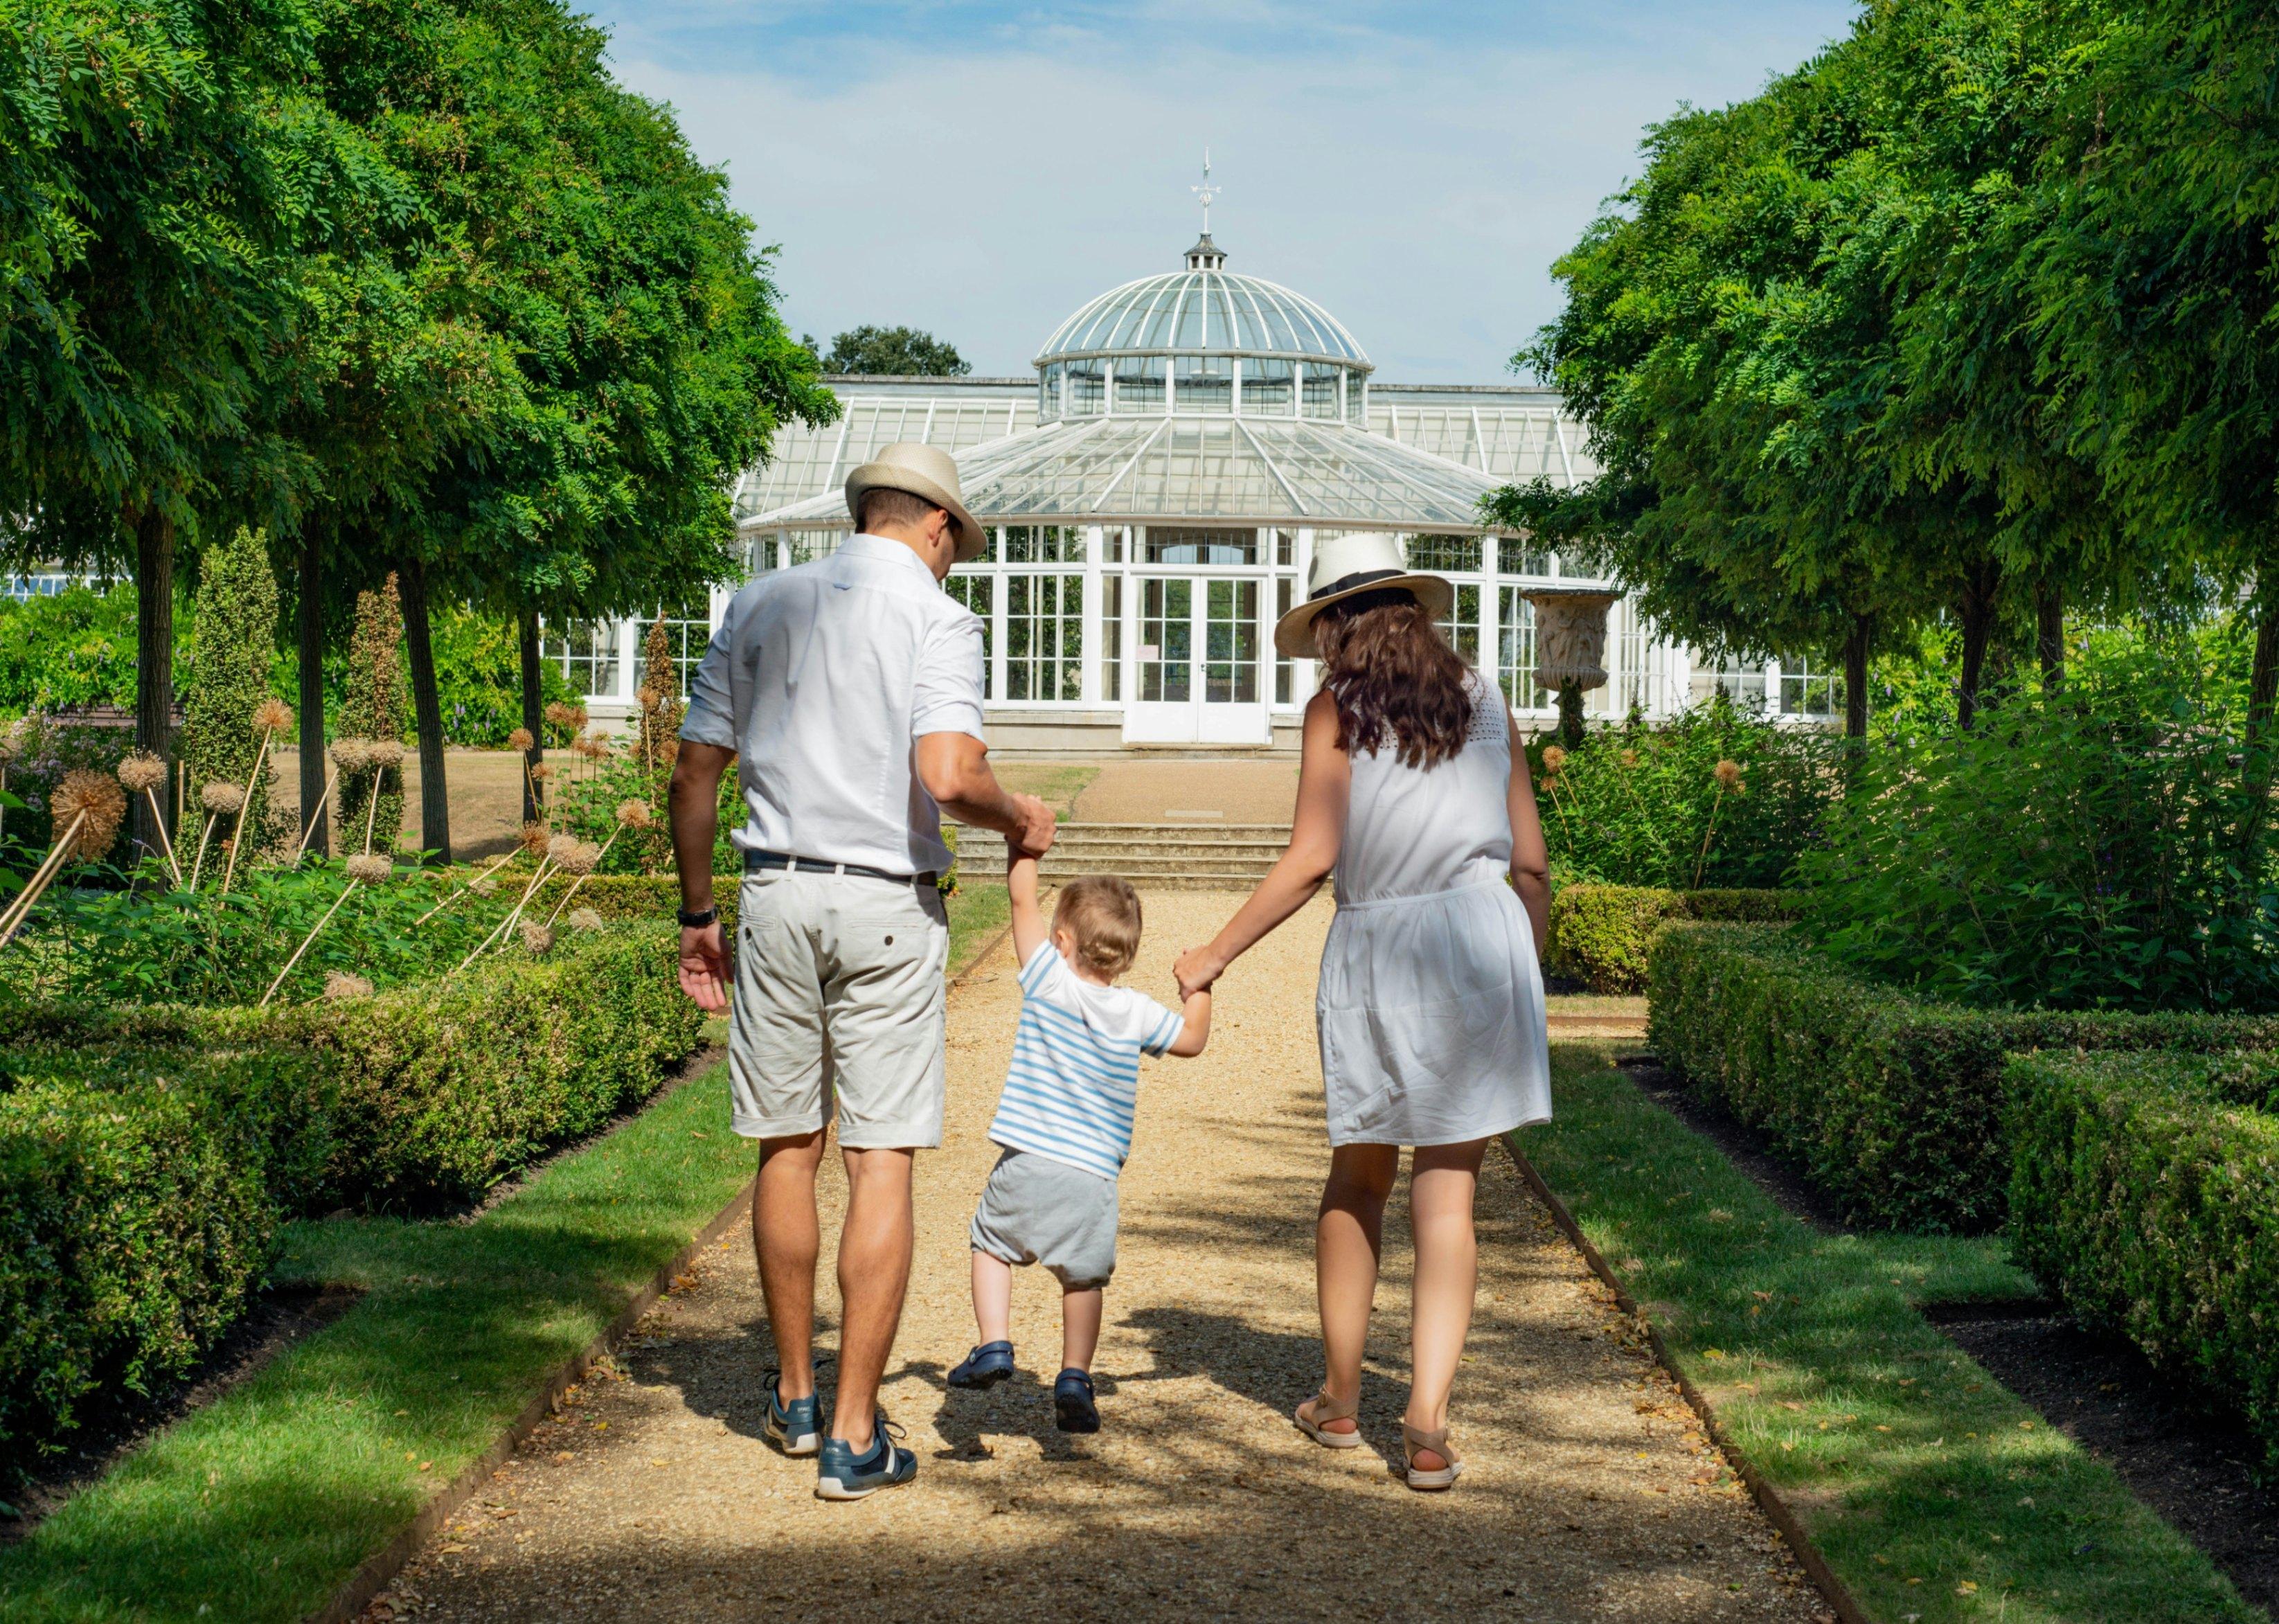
[1316,675,1552,1146]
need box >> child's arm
[1006,841,1049,963]
[1165,988,1213,1057]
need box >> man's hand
[1010,793,1056,857]
[679,922,730,1012]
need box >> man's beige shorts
[729,868,951,1148]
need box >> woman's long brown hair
[1312,588,1476,769]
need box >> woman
[1173,533,1551,1492]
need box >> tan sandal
[1400,1421,1465,1490]
[1294,1388,1364,1449]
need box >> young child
[947,848,1210,1431]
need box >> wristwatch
[677,906,718,929]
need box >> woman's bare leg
[1405,1137,1488,1470]
[1313,1143,1399,1434]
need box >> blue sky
[584,1,1861,382]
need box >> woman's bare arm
[1174,692,1350,996]
[1507,713,1551,958]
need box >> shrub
[337,574,408,850]
[1547,883,1802,992]
[1645,922,2279,1231]
[1799,627,2279,1012]
[0,584,144,717]
[179,526,289,854]
[2006,1050,2279,1467]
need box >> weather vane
[1192,150,1219,235]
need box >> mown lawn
[1519,1042,2260,1624]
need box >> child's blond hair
[1054,876,1143,979]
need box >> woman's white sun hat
[1273,533,1456,659]
[844,442,989,562]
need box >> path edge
[307,921,1019,1624]
[1499,1132,1873,1624]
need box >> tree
[808,324,969,377]
[179,526,289,853]
[337,573,406,855]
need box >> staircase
[955,821,1289,891]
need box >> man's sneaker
[762,1371,819,1457]
[947,1341,1015,1389]
[1054,1368,1100,1434]
[814,1413,917,1501]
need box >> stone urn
[1521,587,1620,747]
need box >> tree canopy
[808,324,971,377]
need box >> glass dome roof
[1036,238,1370,369]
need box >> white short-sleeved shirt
[986,943,1184,1181]
[680,533,985,875]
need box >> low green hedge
[2008,1050,2279,1466]
[1547,883,1802,992]
[1645,923,2279,1231]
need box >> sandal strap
[1401,1422,1462,1465]
[1307,1387,1359,1423]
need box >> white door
[1123,576,1270,745]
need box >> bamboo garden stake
[116,754,179,886]
[221,699,293,896]
[262,853,394,1006]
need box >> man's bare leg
[830,1144,916,1450]
[754,1131,826,1401]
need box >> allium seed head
[1713,758,1745,791]
[332,737,374,771]
[521,921,556,954]
[116,752,168,793]
[51,770,126,861]
[323,970,374,1001]
[253,697,293,735]
[635,684,661,712]
[364,738,405,771]
[614,798,653,830]
[507,727,535,752]
[346,853,395,884]
[529,762,553,782]
[546,833,582,866]
[519,821,551,855]
[555,840,602,876]
[1540,744,1568,775]
[544,701,578,729]
[567,907,603,932]
[201,781,247,816]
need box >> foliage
[1798,628,2279,1012]
[1646,922,2279,1231]
[2005,1049,2279,1470]
[178,526,289,853]
[0,585,143,717]
[1546,883,1800,993]
[1523,1049,2258,1623]
[0,718,135,870]
[807,324,969,377]
[1530,701,1839,888]
[424,604,575,747]
[337,574,406,851]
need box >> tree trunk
[519,607,544,825]
[2233,586,2279,904]
[1956,559,2003,731]
[1843,612,1870,741]
[397,554,451,865]
[297,533,328,856]
[132,505,175,857]
[2036,583,2064,693]
[1556,679,1586,750]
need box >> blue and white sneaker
[947,1340,1015,1389]
[814,1412,917,1501]
[1053,1368,1100,1434]
[762,1371,819,1457]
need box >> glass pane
[1066,357,1105,416]
[634,603,713,693]
[1242,357,1294,416]
[945,571,994,700]
[1173,355,1233,414]
[1437,583,1481,665]
[1499,537,1555,577]
[1689,656,1767,711]
[1497,587,1549,710]
[1138,578,1192,702]
[544,618,619,699]
[1346,375,1366,425]
[1006,573,1084,702]
[1407,534,1483,573]
[1146,527,1257,565]
[1275,576,1294,705]
[1203,580,1260,704]
[1102,573,1123,702]
[1104,526,1127,564]
[1113,356,1165,413]
[1302,363,1341,419]
[747,532,780,574]
[1040,362,1063,420]
[787,529,842,565]
[1002,524,1080,564]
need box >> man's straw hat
[1272,532,1455,658]
[844,443,987,563]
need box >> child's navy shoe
[762,1370,819,1456]
[948,1340,1015,1389]
[813,1412,916,1501]
[1053,1367,1099,1434]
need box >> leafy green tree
[179,526,289,852]
[808,324,969,377]
[337,573,406,853]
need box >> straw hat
[1272,533,1456,658]
[844,443,988,563]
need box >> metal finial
[1191,150,1219,235]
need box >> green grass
[947,880,1010,974]
[0,889,1010,1623]
[993,762,1100,820]
[1521,1044,2260,1624]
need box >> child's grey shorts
[969,1148,1118,1290]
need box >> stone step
[1042,856,1278,881]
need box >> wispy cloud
[586,1,1858,381]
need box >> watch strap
[677,905,718,929]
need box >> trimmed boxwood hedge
[1547,884,1800,993]
[1645,922,2279,1231]
[0,927,703,1478]
[2007,1051,2279,1465]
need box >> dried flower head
[519,821,551,855]
[332,737,374,772]
[1540,744,1568,776]
[1619,749,1639,768]
[345,853,394,885]
[116,752,168,794]
[253,697,293,735]
[201,781,247,816]
[544,701,578,729]
[323,970,374,1001]
[569,705,589,731]
[470,874,499,897]
[547,833,582,866]
[521,921,556,954]
[364,738,405,771]
[51,770,126,862]
[658,737,681,769]
[614,798,653,830]
[635,684,661,713]
[555,839,602,877]
[507,727,536,753]
[567,907,604,932]
[1713,758,1745,792]
[529,762,554,782]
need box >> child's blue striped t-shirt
[986,942,1183,1181]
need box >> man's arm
[668,739,735,1012]
[1165,988,1212,1058]
[1007,845,1048,963]
[915,731,1055,857]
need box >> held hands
[678,922,730,1012]
[1173,943,1227,1001]
[1010,792,1056,858]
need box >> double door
[1122,575,1269,745]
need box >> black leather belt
[744,849,938,887]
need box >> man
[670,443,1055,1501]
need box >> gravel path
[368,893,1828,1623]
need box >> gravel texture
[366,893,1829,1623]
[1069,759,1301,825]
